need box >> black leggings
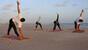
[7,19,19,37]
[53,21,61,31]
[74,21,77,30]
[35,22,43,30]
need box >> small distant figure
[7,16,25,40]
[53,14,62,31]
[74,9,84,32]
[34,16,43,31]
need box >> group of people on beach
[34,13,62,32]
[34,9,84,32]
[6,0,84,40]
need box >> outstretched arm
[80,9,84,17]
[56,14,59,21]
[17,0,21,14]
[37,16,41,22]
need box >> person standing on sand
[74,9,84,31]
[7,0,25,40]
[34,16,43,31]
[53,14,62,31]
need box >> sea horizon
[0,23,88,29]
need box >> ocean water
[0,23,88,30]
[61,23,88,29]
[43,23,88,29]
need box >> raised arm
[37,16,41,22]
[56,14,59,21]
[17,0,21,14]
[80,9,84,17]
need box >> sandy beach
[0,23,88,50]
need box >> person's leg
[35,22,38,31]
[35,24,38,29]
[7,19,13,35]
[12,23,24,40]
[74,21,77,30]
[12,23,19,37]
[57,23,62,30]
[53,23,56,31]
[18,28,24,40]
[39,23,43,30]
[77,24,80,31]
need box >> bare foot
[18,36,24,40]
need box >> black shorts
[79,19,83,22]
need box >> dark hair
[20,18,25,22]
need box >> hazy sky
[0,0,88,23]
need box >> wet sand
[0,23,88,50]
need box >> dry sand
[0,23,88,50]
